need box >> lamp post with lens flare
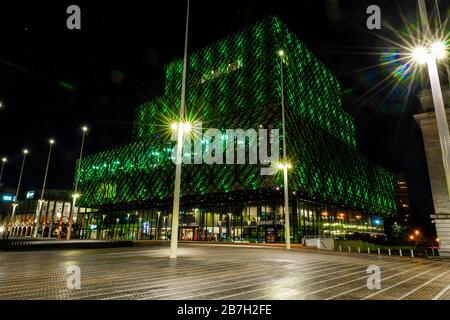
[277,49,292,250]
[12,149,29,219]
[412,42,450,197]
[170,121,191,256]
[277,162,292,249]
[67,126,88,240]
[33,139,55,238]
[0,157,7,183]
[170,0,190,259]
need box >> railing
[335,245,432,258]
[0,239,133,250]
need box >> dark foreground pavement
[0,243,448,300]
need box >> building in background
[414,86,450,256]
[0,188,96,239]
[73,17,396,242]
[394,173,412,225]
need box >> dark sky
[0,0,446,234]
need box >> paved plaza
[0,243,449,300]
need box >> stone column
[413,86,450,256]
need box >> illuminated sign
[26,191,35,199]
[2,194,16,202]
[143,222,150,234]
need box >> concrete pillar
[414,87,450,257]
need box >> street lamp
[157,211,161,240]
[170,0,191,259]
[67,126,88,240]
[34,139,55,238]
[217,220,222,242]
[278,49,292,250]
[411,42,450,196]
[12,149,29,219]
[74,125,88,196]
[276,161,293,250]
[0,157,7,183]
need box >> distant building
[394,173,412,225]
[0,188,96,239]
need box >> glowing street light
[411,41,450,196]
[72,193,81,200]
[412,47,428,64]
[431,42,446,60]
[170,0,190,259]
[278,48,292,250]
[277,162,292,170]
[0,157,7,183]
[34,139,55,238]
[411,4,450,196]
[67,126,88,240]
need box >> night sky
[0,0,445,235]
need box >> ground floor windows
[74,201,385,243]
[4,199,385,242]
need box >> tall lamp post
[34,139,55,238]
[412,43,450,196]
[278,49,292,250]
[413,0,450,196]
[67,125,88,240]
[170,0,191,259]
[0,157,7,183]
[12,149,29,219]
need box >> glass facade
[75,201,384,242]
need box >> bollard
[339,245,342,252]
[388,249,391,256]
[368,248,370,254]
[378,248,380,255]
[357,247,360,253]
[410,249,414,258]
[348,246,351,252]
[399,249,402,257]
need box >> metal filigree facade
[76,16,396,216]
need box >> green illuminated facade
[73,17,396,242]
